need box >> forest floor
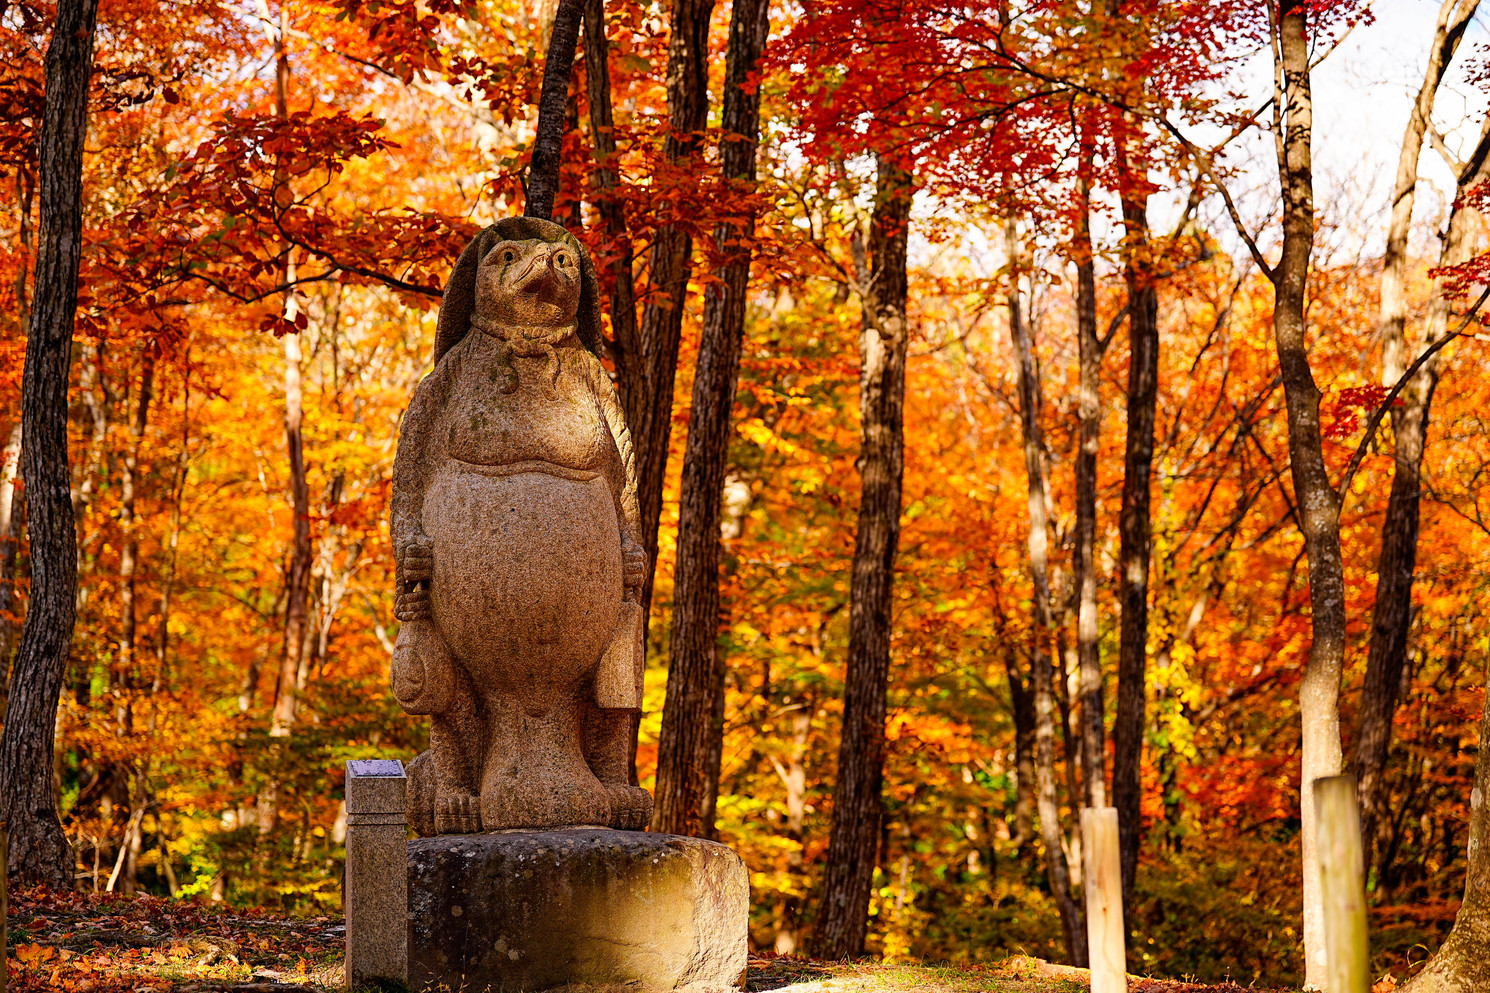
[3,888,1294,993]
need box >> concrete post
[345,759,408,990]
[1081,807,1127,993]
[1314,775,1370,993]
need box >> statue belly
[424,465,622,704]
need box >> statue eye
[503,250,516,263]
[555,252,571,268]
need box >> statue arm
[592,358,641,544]
[391,351,458,620]
[584,353,646,597]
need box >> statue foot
[435,791,482,834]
[604,783,654,831]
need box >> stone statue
[390,216,652,836]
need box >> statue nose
[515,249,569,293]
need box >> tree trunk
[624,0,715,620]
[1270,6,1346,986]
[118,772,148,895]
[813,160,912,960]
[117,352,155,702]
[12,164,34,333]
[1368,128,1490,888]
[268,10,310,741]
[1073,171,1107,811]
[582,0,639,417]
[1398,650,1490,991]
[271,290,311,737]
[0,0,99,889]
[72,339,108,546]
[1356,0,1480,874]
[155,368,191,693]
[772,696,812,954]
[1006,662,1036,850]
[527,0,586,221]
[1006,219,1086,965]
[652,0,769,839]
[1111,134,1160,907]
[1054,625,1081,835]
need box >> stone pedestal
[407,828,749,993]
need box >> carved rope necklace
[468,314,573,395]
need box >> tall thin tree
[814,159,913,959]
[1111,141,1160,907]
[653,0,771,839]
[1007,219,1087,964]
[581,0,635,354]
[1154,2,1351,981]
[1398,285,1490,992]
[0,0,100,888]
[1355,0,1478,871]
[528,0,585,222]
[1267,5,1343,984]
[1171,3,1344,977]
[1072,167,1108,813]
[267,2,312,742]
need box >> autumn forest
[3,0,1490,989]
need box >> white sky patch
[1165,0,1490,268]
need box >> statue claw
[605,783,654,832]
[435,792,482,834]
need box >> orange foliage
[0,0,1486,988]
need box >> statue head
[473,238,582,336]
[433,216,604,365]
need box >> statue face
[473,238,582,332]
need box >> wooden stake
[1314,775,1370,993]
[1081,807,1126,993]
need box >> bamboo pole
[1314,775,1369,993]
[1081,807,1127,993]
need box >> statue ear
[433,226,501,366]
[436,218,604,363]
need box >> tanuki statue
[390,216,651,835]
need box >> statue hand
[622,538,648,593]
[397,532,434,621]
[400,533,434,583]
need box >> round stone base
[407,828,749,992]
